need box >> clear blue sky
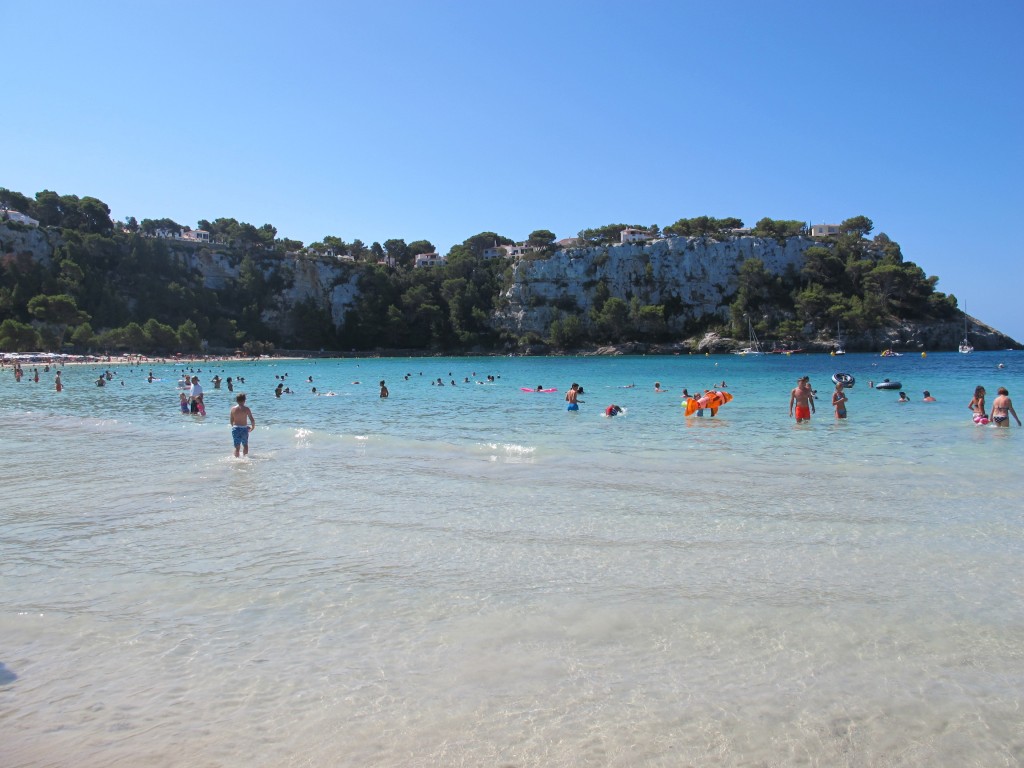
[5,1,1022,340]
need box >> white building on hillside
[414,252,446,268]
[506,243,538,258]
[1,210,40,227]
[811,224,841,237]
[482,243,539,259]
[620,227,653,243]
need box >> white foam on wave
[477,442,537,462]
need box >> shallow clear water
[2,352,1022,766]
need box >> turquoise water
[1,352,1022,766]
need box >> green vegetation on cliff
[729,216,958,342]
[1,185,961,354]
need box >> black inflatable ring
[832,372,855,388]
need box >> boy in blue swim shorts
[229,393,256,457]
[565,382,581,411]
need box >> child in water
[179,392,190,414]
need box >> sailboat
[959,312,974,354]
[734,317,765,355]
[833,321,846,356]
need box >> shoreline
[4,341,1022,368]
[0,353,306,368]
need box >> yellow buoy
[921,352,927,358]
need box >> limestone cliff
[3,222,1019,352]
[0,223,63,268]
[175,247,361,330]
[495,235,812,335]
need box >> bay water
[2,351,1022,766]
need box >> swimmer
[681,391,703,416]
[922,391,936,402]
[898,392,910,402]
[990,387,1021,427]
[968,385,987,421]
[565,383,581,411]
[229,393,256,458]
[789,376,815,423]
[654,382,665,393]
[379,380,389,398]
[179,392,190,413]
[832,382,848,419]
[605,404,623,417]
[703,389,720,417]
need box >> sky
[4,1,1022,340]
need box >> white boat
[734,318,765,355]
[833,321,846,356]
[959,311,974,353]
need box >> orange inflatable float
[684,390,733,416]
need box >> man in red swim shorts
[789,376,816,423]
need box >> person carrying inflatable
[684,389,733,417]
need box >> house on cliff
[414,252,446,268]
[810,224,841,237]
[620,227,654,244]
[1,210,39,228]
[482,243,539,260]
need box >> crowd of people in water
[3,356,1019,459]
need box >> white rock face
[0,224,61,268]
[0,223,818,340]
[176,248,361,329]
[278,257,361,327]
[494,235,816,335]
[187,248,237,291]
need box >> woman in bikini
[832,382,848,419]
[990,387,1021,427]
[968,385,987,421]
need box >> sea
[1,350,1022,767]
